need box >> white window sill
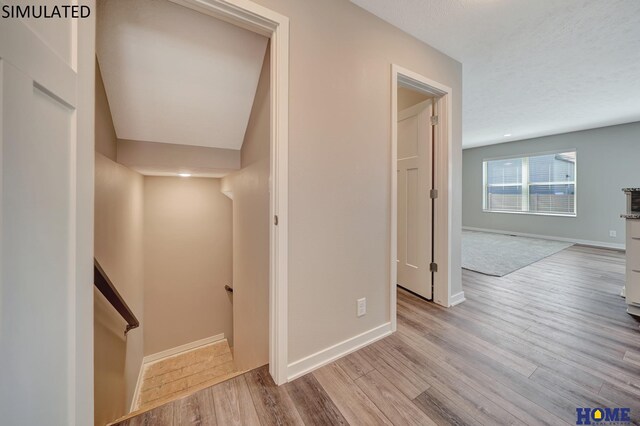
[482,210,577,218]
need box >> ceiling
[352,0,640,148]
[97,0,268,150]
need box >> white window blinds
[483,151,576,216]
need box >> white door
[0,8,94,426]
[397,100,433,299]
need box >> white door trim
[166,0,290,385]
[77,6,97,423]
[391,65,454,332]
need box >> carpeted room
[462,230,573,277]
[461,123,639,328]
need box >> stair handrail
[94,258,140,335]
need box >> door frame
[390,64,453,331]
[159,0,291,385]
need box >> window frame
[482,149,577,217]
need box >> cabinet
[622,188,640,317]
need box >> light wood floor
[133,339,240,413]
[113,246,640,425]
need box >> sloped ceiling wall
[97,0,268,151]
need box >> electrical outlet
[357,298,366,317]
[609,230,617,238]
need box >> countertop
[621,213,640,219]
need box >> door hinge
[430,262,438,272]
[430,116,439,126]
[430,189,438,199]
[274,215,279,226]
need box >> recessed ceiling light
[503,133,512,137]
[178,173,192,177]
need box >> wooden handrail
[94,258,140,334]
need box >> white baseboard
[129,333,225,411]
[130,359,145,413]
[462,226,625,251]
[627,303,640,318]
[449,291,466,307]
[143,333,225,365]
[287,322,392,382]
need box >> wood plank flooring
[112,246,640,425]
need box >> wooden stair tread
[117,338,240,424]
[108,369,245,426]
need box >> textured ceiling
[351,0,640,148]
[97,0,268,150]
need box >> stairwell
[110,339,242,425]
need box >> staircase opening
[132,339,239,413]
[93,0,272,424]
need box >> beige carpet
[462,230,574,276]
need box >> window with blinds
[483,151,576,216]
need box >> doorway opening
[396,92,436,301]
[390,65,454,331]
[163,0,290,388]
[92,0,289,423]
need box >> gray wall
[251,0,462,363]
[463,121,640,247]
[94,154,145,425]
[221,44,270,372]
[143,177,233,356]
[94,62,144,425]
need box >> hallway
[113,246,640,425]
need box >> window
[483,151,576,216]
